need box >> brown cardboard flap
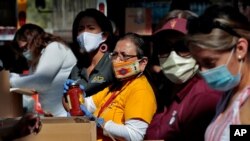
[10,88,36,95]
[40,117,90,123]
[0,70,23,118]
[0,70,9,95]
[15,117,97,141]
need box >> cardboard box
[0,70,23,118]
[15,117,97,141]
[0,69,37,118]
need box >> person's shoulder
[185,75,222,98]
[130,75,153,91]
[47,41,68,48]
[132,75,147,83]
[46,42,71,52]
[101,52,112,63]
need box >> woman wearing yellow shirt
[83,33,157,141]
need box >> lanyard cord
[97,80,133,118]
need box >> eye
[86,25,96,31]
[109,51,118,60]
[200,59,216,69]
[78,27,84,33]
[89,27,95,30]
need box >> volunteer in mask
[186,5,250,141]
[145,10,221,141]
[63,8,116,97]
[64,33,157,141]
[10,23,77,117]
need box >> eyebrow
[78,24,96,28]
[114,51,127,55]
[200,57,217,64]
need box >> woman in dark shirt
[64,8,116,96]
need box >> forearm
[104,119,148,141]
[10,73,52,91]
[84,97,96,113]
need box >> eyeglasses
[109,51,137,61]
[157,40,191,58]
[187,17,241,37]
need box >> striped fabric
[205,87,250,141]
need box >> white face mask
[23,50,32,61]
[77,32,104,53]
[159,51,198,84]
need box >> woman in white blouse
[10,24,77,117]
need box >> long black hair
[71,8,115,67]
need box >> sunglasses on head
[187,17,241,37]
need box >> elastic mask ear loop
[226,48,242,75]
[226,48,235,65]
[238,58,243,74]
[136,57,145,78]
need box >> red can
[66,83,84,116]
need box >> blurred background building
[0,0,241,45]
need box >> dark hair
[15,23,66,70]
[239,0,250,10]
[186,4,250,51]
[154,9,197,32]
[0,44,28,72]
[119,32,145,59]
[72,8,114,59]
[14,24,44,42]
[187,4,249,36]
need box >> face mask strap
[136,58,145,77]
[137,57,146,63]
[226,47,242,75]
[226,48,235,65]
[238,59,243,74]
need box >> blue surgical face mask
[200,48,242,91]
